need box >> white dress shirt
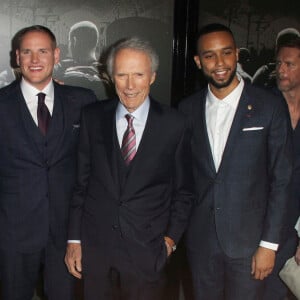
[20,78,54,124]
[295,216,300,238]
[206,78,278,251]
[206,79,244,171]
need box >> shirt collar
[20,78,54,104]
[207,76,244,109]
[116,96,150,124]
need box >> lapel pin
[247,105,252,110]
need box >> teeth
[125,93,137,97]
[29,67,42,70]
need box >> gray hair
[106,37,159,78]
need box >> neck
[210,76,240,100]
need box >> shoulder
[243,83,287,109]
[149,98,189,134]
[0,80,20,100]
[55,82,97,98]
[82,98,117,116]
[178,88,207,112]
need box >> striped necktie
[121,114,136,165]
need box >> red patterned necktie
[121,114,136,165]
[37,92,50,135]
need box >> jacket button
[112,224,118,230]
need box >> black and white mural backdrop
[0,0,174,104]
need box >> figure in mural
[0,25,97,300]
[179,23,292,300]
[54,20,108,99]
[262,34,300,300]
[252,27,300,88]
[65,37,194,300]
[236,47,253,83]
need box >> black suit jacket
[179,83,293,258]
[0,80,97,252]
[68,97,194,279]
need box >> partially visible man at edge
[262,34,300,300]
[179,23,293,300]
[0,25,97,300]
[65,37,194,300]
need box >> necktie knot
[125,114,134,127]
[37,92,46,104]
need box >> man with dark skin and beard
[179,23,293,300]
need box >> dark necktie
[121,114,136,165]
[37,92,50,135]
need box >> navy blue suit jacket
[0,80,97,252]
[179,83,293,258]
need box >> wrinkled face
[113,48,156,112]
[194,31,239,95]
[16,31,60,90]
[276,47,300,93]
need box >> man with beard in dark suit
[179,23,292,300]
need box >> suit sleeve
[68,108,91,240]
[262,96,293,244]
[165,117,195,244]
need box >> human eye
[224,49,233,55]
[203,53,213,59]
[40,49,48,54]
[21,49,30,55]
[116,73,126,79]
[286,62,295,68]
[135,73,144,77]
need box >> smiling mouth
[124,93,138,98]
[29,66,43,71]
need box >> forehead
[277,47,300,58]
[114,49,151,66]
[19,31,53,48]
[197,31,235,52]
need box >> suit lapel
[217,85,252,174]
[46,85,65,163]
[197,89,217,175]
[119,99,163,200]
[101,99,120,195]
[16,84,45,163]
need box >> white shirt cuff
[259,240,278,251]
[295,216,300,237]
[67,240,81,243]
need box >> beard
[203,66,237,89]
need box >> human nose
[276,62,286,74]
[126,75,134,89]
[31,52,39,63]
[215,54,225,66]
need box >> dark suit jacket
[179,83,293,258]
[0,80,97,253]
[68,97,194,280]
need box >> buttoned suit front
[0,80,97,300]
[68,97,194,300]
[179,82,293,300]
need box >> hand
[295,246,300,265]
[251,246,276,280]
[164,236,175,257]
[65,243,82,279]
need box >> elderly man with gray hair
[65,37,194,300]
